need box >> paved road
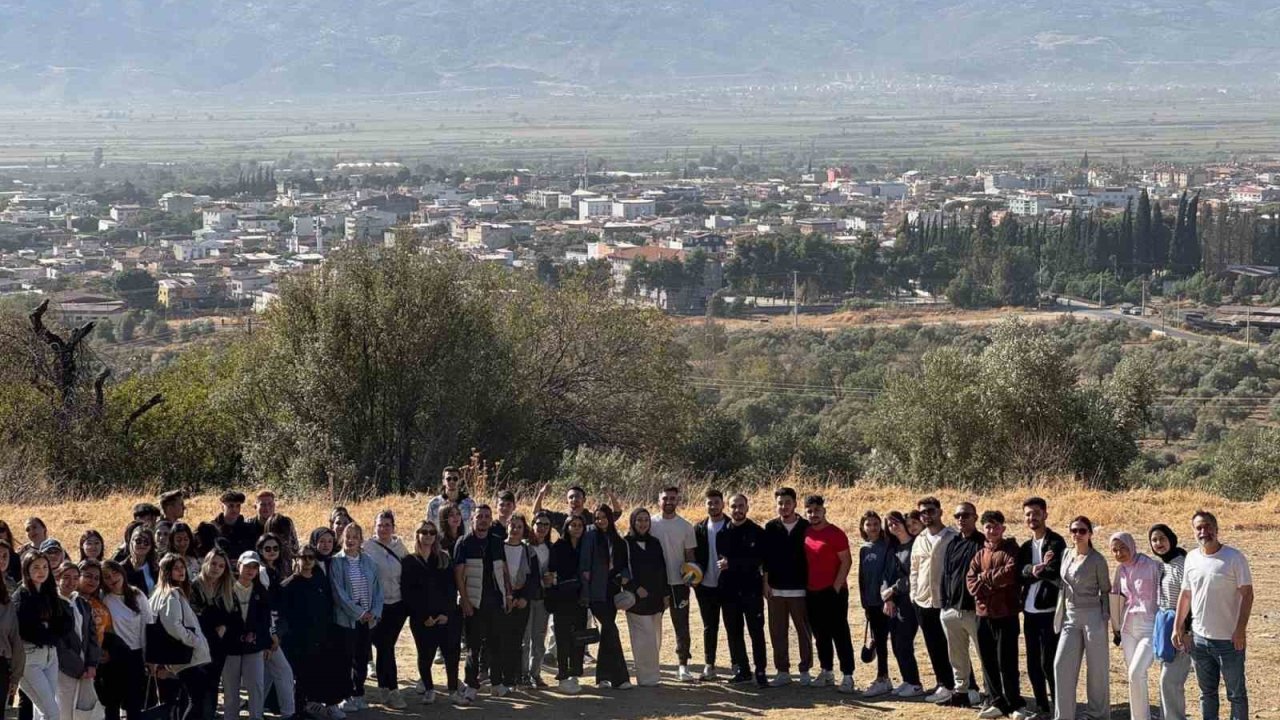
[1057,302,1225,345]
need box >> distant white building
[705,215,737,230]
[236,215,280,232]
[528,190,562,210]
[172,238,222,262]
[110,204,143,226]
[1055,186,1140,209]
[467,198,500,214]
[578,197,613,221]
[159,193,197,215]
[203,206,239,231]
[1230,185,1280,204]
[612,199,656,220]
[465,222,514,250]
[1008,193,1053,216]
[345,208,396,244]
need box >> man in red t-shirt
[804,495,857,694]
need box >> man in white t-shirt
[1174,509,1253,720]
[650,485,698,682]
[693,489,729,681]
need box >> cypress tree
[1135,189,1152,271]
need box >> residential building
[612,198,656,219]
[578,196,613,221]
[110,204,143,226]
[528,190,562,209]
[345,208,396,245]
[1008,193,1054,216]
[796,218,840,235]
[236,215,281,232]
[158,193,197,215]
[465,222,514,249]
[203,206,239,231]
[1229,185,1280,204]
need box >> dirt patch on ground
[684,307,1068,333]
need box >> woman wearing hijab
[579,505,631,690]
[1110,531,1162,720]
[623,508,669,687]
[308,528,337,574]
[1149,524,1190,720]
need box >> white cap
[237,551,263,567]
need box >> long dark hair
[1069,515,1095,550]
[169,523,197,559]
[256,532,293,578]
[101,559,143,613]
[78,529,106,562]
[157,553,193,599]
[20,550,65,622]
[438,503,462,550]
[0,540,10,604]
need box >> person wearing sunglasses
[122,526,158,596]
[1051,516,1111,720]
[401,522,464,705]
[521,513,554,689]
[282,545,347,720]
[939,502,986,709]
[255,534,297,720]
[910,496,960,705]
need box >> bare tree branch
[94,369,111,410]
[123,394,164,436]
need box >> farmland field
[7,482,1277,719]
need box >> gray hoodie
[0,598,25,684]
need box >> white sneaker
[1012,707,1041,720]
[434,651,445,666]
[863,678,893,697]
[925,686,953,704]
[337,699,360,714]
[812,670,834,687]
[615,681,633,690]
[492,684,509,697]
[837,675,857,694]
[893,683,925,698]
[450,689,471,706]
[421,690,436,705]
[324,706,346,720]
[597,680,612,689]
[386,690,407,709]
[558,678,581,694]
[978,706,1005,719]
[768,672,793,687]
[798,670,812,686]
[699,664,719,681]
[677,665,695,682]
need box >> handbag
[72,676,103,720]
[612,537,636,611]
[140,675,175,720]
[859,619,875,663]
[1152,608,1178,662]
[145,621,194,666]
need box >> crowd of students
[0,473,1256,720]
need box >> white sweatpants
[626,612,664,686]
[222,652,265,720]
[56,674,100,720]
[263,648,297,716]
[21,645,60,720]
[1122,626,1155,720]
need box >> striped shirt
[348,556,371,611]
[1157,553,1186,611]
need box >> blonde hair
[195,549,234,608]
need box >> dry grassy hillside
[5,483,1277,720]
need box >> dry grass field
[4,483,1277,719]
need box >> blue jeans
[1190,634,1248,720]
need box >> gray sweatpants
[1053,606,1109,720]
[1159,650,1192,720]
[223,652,265,720]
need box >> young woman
[98,559,151,720]
[1052,516,1111,720]
[190,550,234,720]
[17,550,71,720]
[0,540,16,594]
[623,508,668,687]
[1149,524,1191,720]
[857,510,893,698]
[904,510,924,538]
[78,531,106,564]
[150,554,211,720]
[1110,531,1161,720]
[0,544,21,714]
[193,524,220,560]
[491,514,539,694]
[263,516,299,555]
[521,513,554,688]
[121,527,158,596]
[0,522,20,583]
[425,474,476,537]
[24,518,49,554]
[401,522,464,705]
[222,552,272,720]
[363,511,408,708]
[547,514,587,694]
[282,545,346,719]
[579,505,630,690]
[308,528,337,573]
[329,523,383,713]
[329,508,352,541]
[256,534,293,587]
[251,533,297,720]
[437,505,463,555]
[54,561,101,720]
[155,522,174,556]
[168,524,202,580]
[75,561,110,694]
[879,510,924,698]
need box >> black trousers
[917,605,954,690]
[1023,611,1057,710]
[589,602,630,686]
[864,606,891,678]
[551,604,587,679]
[807,587,855,675]
[372,601,409,690]
[694,584,724,666]
[200,652,226,720]
[339,624,373,698]
[977,615,1024,714]
[101,647,147,720]
[669,584,692,664]
[493,605,532,687]
[159,666,208,720]
[463,604,500,689]
[889,603,922,686]
[0,658,10,713]
[409,615,462,692]
[722,592,767,676]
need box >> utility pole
[1246,307,1252,347]
[1098,275,1104,308]
[792,270,799,330]
[1140,276,1147,317]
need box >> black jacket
[941,530,984,612]
[55,596,101,678]
[693,516,729,574]
[762,517,810,592]
[1017,529,1067,611]
[716,519,766,600]
[623,536,669,615]
[401,553,460,621]
[281,572,333,655]
[15,587,70,648]
[546,538,584,611]
[190,582,234,658]
[212,514,258,559]
[224,582,273,656]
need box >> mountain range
[0,0,1276,99]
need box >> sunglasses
[420,530,438,536]
[262,546,280,552]
[1070,527,1090,535]
[134,538,152,545]
[954,512,974,519]
[301,555,317,561]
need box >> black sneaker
[754,671,768,688]
[728,671,753,684]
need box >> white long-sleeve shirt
[909,526,957,609]
[363,536,408,604]
[104,590,154,651]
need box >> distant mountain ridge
[0,0,1275,99]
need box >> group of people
[0,472,1255,720]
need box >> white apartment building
[612,199,656,219]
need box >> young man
[649,486,698,682]
[1016,497,1065,719]
[803,495,856,694]
[762,487,813,687]
[426,466,476,535]
[1174,510,1253,720]
[491,490,518,540]
[967,510,1024,720]
[910,496,959,704]
[939,501,986,708]
[454,504,506,698]
[212,490,257,558]
[533,484,620,539]
[693,489,730,681]
[717,494,768,687]
[159,490,185,524]
[133,502,161,528]
[246,489,295,548]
